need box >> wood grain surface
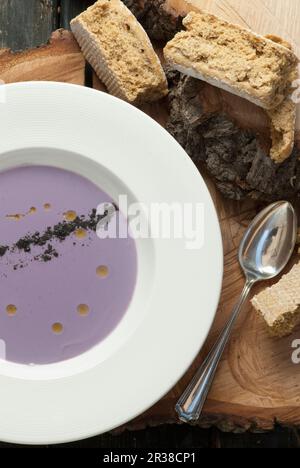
[0,29,84,84]
[0,0,299,434]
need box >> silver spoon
[176,201,298,423]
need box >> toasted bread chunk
[265,38,297,163]
[252,262,300,337]
[164,11,298,110]
[267,97,296,163]
[71,0,168,104]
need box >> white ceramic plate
[0,82,223,445]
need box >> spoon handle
[176,278,255,423]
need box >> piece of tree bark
[123,0,182,41]
[166,72,300,201]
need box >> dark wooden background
[0,0,299,449]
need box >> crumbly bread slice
[252,262,300,337]
[267,97,296,163]
[265,37,297,163]
[164,11,298,110]
[71,0,168,104]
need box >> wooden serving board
[0,4,300,432]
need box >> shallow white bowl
[0,82,223,444]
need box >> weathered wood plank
[0,29,85,85]
[0,0,58,51]
[60,0,94,29]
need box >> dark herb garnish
[0,205,118,268]
[0,246,8,257]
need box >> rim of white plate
[0,81,223,444]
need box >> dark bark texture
[166,73,300,201]
[122,0,181,41]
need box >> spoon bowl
[240,201,298,281]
